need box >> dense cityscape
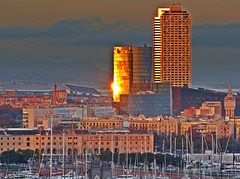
[0,1,239,179]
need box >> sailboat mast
[38,127,42,177]
[99,136,100,154]
[50,106,53,178]
[233,117,236,170]
[190,127,193,154]
[211,133,214,178]
[63,130,65,177]
[181,137,183,170]
[170,132,172,155]
[145,135,147,153]
[85,150,88,178]
[126,133,128,173]
[72,123,74,177]
[81,109,84,178]
[154,145,156,179]
[186,133,188,164]
[163,139,165,153]
[112,134,114,177]
[174,137,176,157]
[202,131,204,163]
[154,154,156,179]
[216,126,218,154]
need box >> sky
[0,0,239,90]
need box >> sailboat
[115,174,135,179]
[181,175,190,179]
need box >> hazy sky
[0,0,239,89]
[0,0,239,27]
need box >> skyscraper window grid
[153,3,191,87]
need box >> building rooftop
[0,128,150,136]
[63,83,101,95]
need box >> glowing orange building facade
[153,3,191,87]
[113,47,133,102]
[113,46,152,102]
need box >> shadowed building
[172,86,226,115]
[153,3,191,87]
[120,90,172,116]
[172,86,240,116]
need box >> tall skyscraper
[153,3,191,87]
[112,46,152,102]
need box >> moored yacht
[115,174,135,179]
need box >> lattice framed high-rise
[153,3,191,87]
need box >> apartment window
[27,137,30,141]
[27,142,30,146]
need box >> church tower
[224,86,236,118]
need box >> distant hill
[0,61,112,90]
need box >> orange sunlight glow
[112,74,120,101]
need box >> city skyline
[0,1,239,90]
